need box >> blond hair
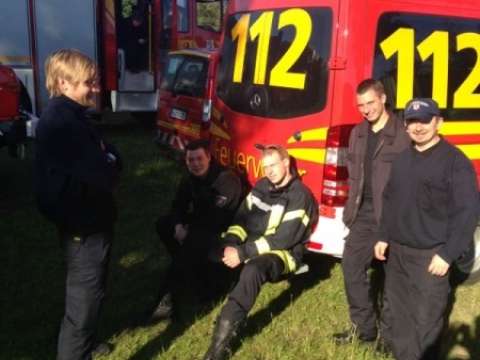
[45,49,97,98]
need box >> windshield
[216,7,333,119]
[161,54,209,97]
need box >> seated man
[150,139,244,320]
[203,144,318,360]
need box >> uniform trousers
[386,242,450,360]
[155,216,231,302]
[342,201,390,340]
[220,254,284,323]
[57,230,112,360]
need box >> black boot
[203,318,241,360]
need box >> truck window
[161,55,185,91]
[162,55,208,97]
[196,0,222,32]
[216,8,332,119]
[177,0,189,32]
[374,12,480,121]
[0,0,31,66]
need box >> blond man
[35,49,120,360]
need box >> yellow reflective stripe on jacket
[254,237,271,253]
[265,204,285,235]
[283,209,310,227]
[267,250,297,274]
[226,225,247,242]
[246,193,253,210]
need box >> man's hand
[428,254,450,276]
[222,246,241,268]
[374,241,389,261]
[174,224,188,244]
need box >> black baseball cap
[404,98,441,123]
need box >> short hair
[356,79,385,96]
[259,145,289,161]
[45,49,97,98]
[185,139,210,153]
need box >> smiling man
[202,145,318,360]
[336,79,410,351]
[374,98,479,360]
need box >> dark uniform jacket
[171,161,243,234]
[34,95,120,236]
[223,175,318,274]
[380,138,479,264]
[343,113,410,226]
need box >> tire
[452,222,480,286]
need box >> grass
[1,121,479,360]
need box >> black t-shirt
[362,127,382,202]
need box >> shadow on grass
[440,281,480,360]
[229,253,338,357]
[125,276,234,360]
[123,253,337,360]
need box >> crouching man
[150,139,244,320]
[374,98,479,360]
[202,145,318,360]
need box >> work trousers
[342,201,389,340]
[220,254,285,323]
[386,242,450,360]
[57,230,112,360]
[155,216,230,302]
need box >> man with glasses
[202,144,318,360]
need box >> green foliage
[1,123,479,360]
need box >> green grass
[1,123,479,360]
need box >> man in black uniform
[202,145,318,360]
[335,79,410,347]
[374,98,479,360]
[35,49,121,360]
[150,139,244,321]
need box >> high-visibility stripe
[457,144,480,160]
[251,195,271,211]
[246,193,253,210]
[287,127,328,143]
[267,250,297,274]
[265,204,285,235]
[286,148,326,165]
[226,225,247,242]
[441,122,480,136]
[283,209,310,227]
[255,237,271,253]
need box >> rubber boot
[202,317,241,360]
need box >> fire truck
[0,0,226,116]
[0,64,36,156]
[196,0,480,280]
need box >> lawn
[1,122,479,360]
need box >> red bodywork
[207,0,480,256]
[0,65,20,122]
[156,48,219,150]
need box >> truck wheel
[452,222,480,286]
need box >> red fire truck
[205,0,480,277]
[155,48,219,149]
[0,64,36,156]
[0,0,225,115]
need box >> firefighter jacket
[223,175,318,274]
[171,160,244,234]
[343,113,410,227]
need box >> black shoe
[203,318,242,360]
[150,293,173,322]
[92,342,113,357]
[333,326,376,345]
